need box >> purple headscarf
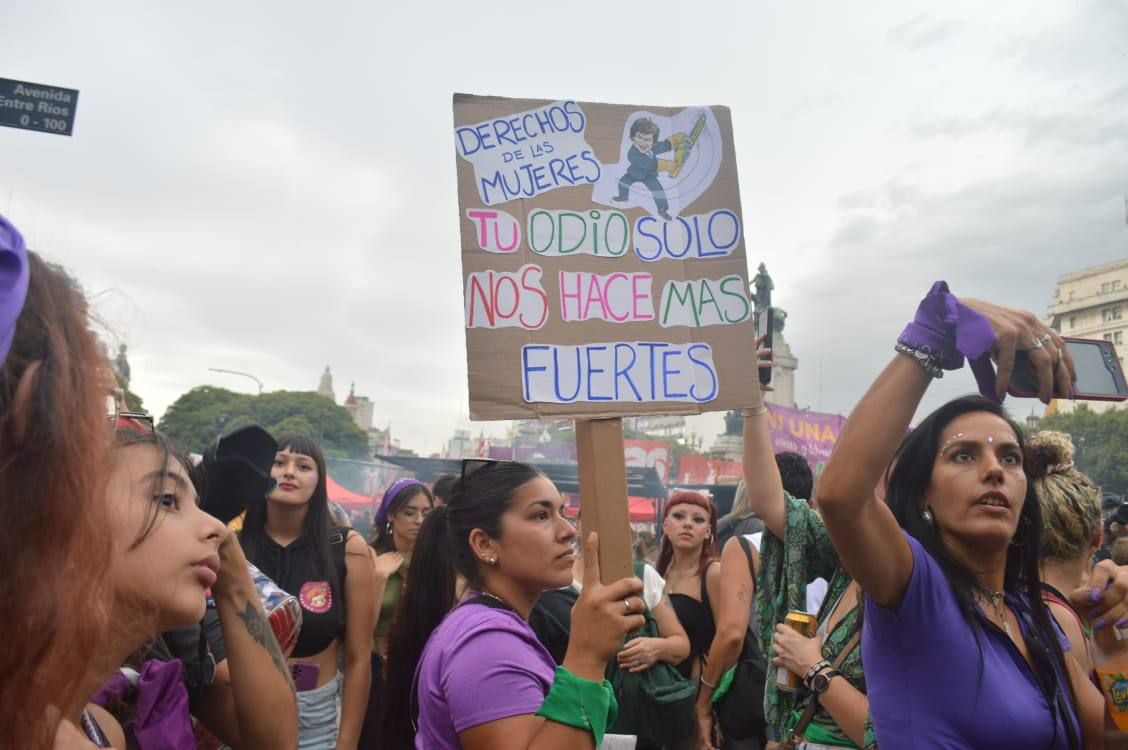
[375,477,424,527]
[0,214,30,366]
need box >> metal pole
[208,368,264,395]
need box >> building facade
[1046,257,1128,413]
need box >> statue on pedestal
[751,262,787,333]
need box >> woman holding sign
[379,459,645,750]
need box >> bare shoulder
[344,530,370,556]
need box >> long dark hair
[371,482,435,553]
[240,433,339,591]
[884,395,1078,748]
[379,461,544,750]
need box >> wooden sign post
[452,95,758,586]
[575,417,633,584]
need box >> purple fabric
[414,601,556,749]
[92,659,196,750]
[375,477,423,526]
[863,532,1078,749]
[899,280,1000,400]
[0,214,29,366]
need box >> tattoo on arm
[236,600,292,686]
[737,584,749,604]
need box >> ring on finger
[1030,337,1044,349]
[623,598,632,615]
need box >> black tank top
[245,528,348,658]
[668,560,717,679]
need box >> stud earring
[922,508,934,526]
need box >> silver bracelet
[894,342,944,379]
[700,674,718,689]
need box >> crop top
[244,528,348,658]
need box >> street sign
[0,78,79,136]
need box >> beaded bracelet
[894,342,944,379]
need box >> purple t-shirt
[864,532,1079,749]
[414,601,556,749]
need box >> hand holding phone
[1008,338,1128,401]
[757,308,775,386]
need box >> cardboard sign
[454,94,758,420]
[0,78,79,136]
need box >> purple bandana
[899,280,1000,400]
[375,477,423,526]
[0,214,29,366]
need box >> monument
[710,264,799,461]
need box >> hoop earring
[386,521,393,535]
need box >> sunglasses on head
[460,458,507,484]
[106,393,154,433]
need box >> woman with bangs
[657,491,722,685]
[814,285,1128,748]
[240,433,375,750]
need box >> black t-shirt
[529,586,580,666]
[243,529,348,658]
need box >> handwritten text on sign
[454,95,758,418]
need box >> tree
[158,387,370,458]
[1039,405,1128,496]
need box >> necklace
[477,589,517,613]
[983,588,1013,638]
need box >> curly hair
[1027,430,1101,562]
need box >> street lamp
[208,368,264,395]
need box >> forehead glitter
[938,433,1014,456]
[938,433,965,456]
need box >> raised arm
[742,339,786,538]
[817,285,1073,609]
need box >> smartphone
[1008,337,1128,400]
[290,661,321,692]
[757,307,774,386]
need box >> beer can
[777,610,819,692]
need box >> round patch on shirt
[299,580,332,614]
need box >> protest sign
[454,94,758,421]
[765,403,845,477]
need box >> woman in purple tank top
[815,284,1128,749]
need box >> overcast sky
[3,1,1125,454]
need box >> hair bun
[1027,430,1076,479]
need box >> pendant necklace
[985,589,1013,638]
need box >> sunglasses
[460,458,506,484]
[107,393,155,433]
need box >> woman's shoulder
[428,604,550,671]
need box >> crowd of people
[4,205,1128,750]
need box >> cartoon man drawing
[611,117,685,221]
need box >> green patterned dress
[755,494,877,749]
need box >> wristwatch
[810,667,841,695]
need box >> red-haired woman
[0,215,119,749]
[657,491,721,687]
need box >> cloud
[887,14,963,50]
